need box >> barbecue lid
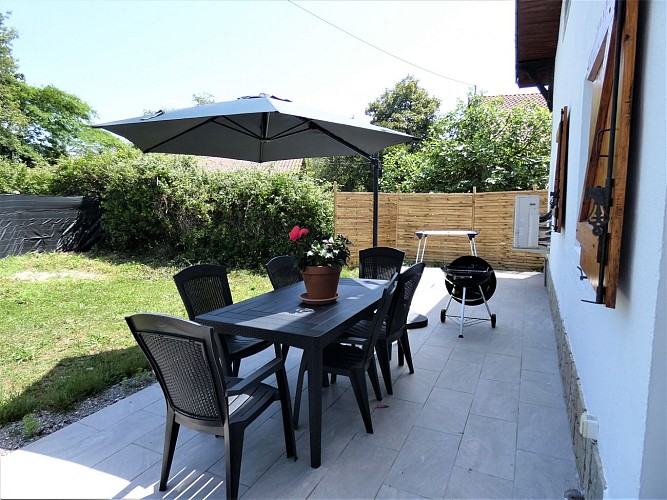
[442,255,497,305]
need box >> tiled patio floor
[0,267,581,499]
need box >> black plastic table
[196,277,385,468]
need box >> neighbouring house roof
[197,157,304,173]
[515,0,562,110]
[481,93,549,110]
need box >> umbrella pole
[372,156,380,247]
[293,122,395,247]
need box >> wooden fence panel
[334,192,398,266]
[335,189,548,271]
[474,192,519,268]
[396,193,474,265]
[474,191,550,270]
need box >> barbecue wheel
[491,314,497,328]
[440,308,447,323]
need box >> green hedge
[0,152,334,268]
[0,158,54,194]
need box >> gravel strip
[0,373,156,456]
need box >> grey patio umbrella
[94,94,414,246]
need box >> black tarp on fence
[0,195,103,258]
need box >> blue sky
[4,0,535,124]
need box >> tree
[305,76,440,192]
[0,12,127,166]
[0,13,32,164]
[192,92,215,106]
[303,156,372,192]
[378,144,423,193]
[408,93,551,193]
[365,75,440,143]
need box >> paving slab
[0,268,582,499]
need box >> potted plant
[289,225,352,301]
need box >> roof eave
[515,0,562,111]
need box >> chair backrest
[126,313,228,425]
[358,247,405,280]
[265,256,303,290]
[386,262,425,338]
[361,273,399,360]
[173,264,233,320]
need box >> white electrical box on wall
[513,195,540,248]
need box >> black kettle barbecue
[441,255,497,338]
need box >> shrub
[0,158,54,194]
[48,149,142,198]
[197,170,333,267]
[100,154,206,253]
[0,151,334,268]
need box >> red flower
[289,225,308,241]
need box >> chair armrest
[226,357,283,396]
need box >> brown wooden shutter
[551,106,569,233]
[576,0,638,308]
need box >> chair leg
[159,409,180,491]
[375,340,393,396]
[293,357,307,429]
[397,341,405,366]
[231,360,240,377]
[367,357,383,401]
[399,331,415,374]
[275,366,297,460]
[350,370,373,434]
[225,424,244,500]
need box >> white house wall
[548,0,666,498]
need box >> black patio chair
[359,246,428,332]
[351,245,405,332]
[265,255,303,290]
[358,246,405,280]
[343,262,425,395]
[173,264,271,376]
[292,274,398,433]
[126,313,296,500]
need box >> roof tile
[481,93,548,110]
[197,157,304,173]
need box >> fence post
[472,186,477,230]
[395,186,401,247]
[333,182,338,235]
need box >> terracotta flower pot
[301,265,342,300]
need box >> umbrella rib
[260,113,269,162]
[307,121,373,159]
[214,115,311,142]
[266,120,311,141]
[267,122,310,141]
[144,118,217,152]
[212,117,263,140]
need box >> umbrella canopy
[94,94,413,162]
[94,94,415,245]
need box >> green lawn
[0,250,276,426]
